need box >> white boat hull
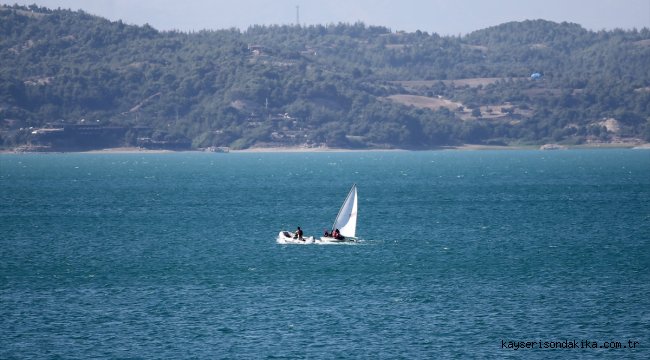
[319,236,356,243]
[276,231,356,245]
[276,231,314,244]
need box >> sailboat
[276,184,358,244]
[320,184,358,243]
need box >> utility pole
[296,5,300,27]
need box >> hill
[1,5,649,150]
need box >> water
[1,150,649,358]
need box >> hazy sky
[6,0,650,35]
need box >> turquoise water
[1,150,649,358]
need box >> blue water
[1,150,649,358]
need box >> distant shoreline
[1,142,648,154]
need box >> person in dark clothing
[294,226,304,240]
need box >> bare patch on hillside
[9,39,35,54]
[529,43,549,50]
[0,6,47,18]
[24,76,54,86]
[386,94,532,122]
[461,44,488,52]
[598,118,620,133]
[633,39,650,47]
[386,94,463,111]
[385,44,407,50]
[392,77,524,89]
[522,88,563,97]
[230,99,261,112]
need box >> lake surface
[1,150,649,358]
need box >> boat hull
[319,236,356,243]
[276,231,314,244]
[276,231,356,244]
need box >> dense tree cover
[1,5,649,149]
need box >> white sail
[332,184,357,238]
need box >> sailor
[333,228,342,240]
[294,226,304,240]
[324,230,330,237]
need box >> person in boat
[294,226,303,240]
[333,228,343,240]
[324,230,330,237]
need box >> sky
[5,0,650,35]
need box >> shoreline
[1,142,648,154]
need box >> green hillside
[1,4,649,150]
